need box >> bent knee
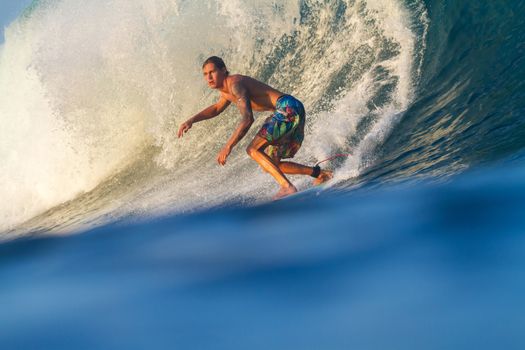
[246,145,257,158]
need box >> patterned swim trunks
[257,94,305,159]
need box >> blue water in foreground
[2,160,525,349]
[2,0,525,348]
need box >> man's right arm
[178,96,231,138]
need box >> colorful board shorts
[257,94,305,160]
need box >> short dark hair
[202,56,229,75]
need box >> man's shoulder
[228,74,248,84]
[229,74,261,84]
[227,75,253,94]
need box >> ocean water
[1,0,525,348]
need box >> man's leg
[257,145,333,186]
[278,161,313,175]
[246,135,297,199]
[268,155,316,176]
[278,161,333,185]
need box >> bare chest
[222,93,270,112]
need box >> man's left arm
[217,82,254,165]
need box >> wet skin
[178,63,332,199]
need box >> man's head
[202,56,229,89]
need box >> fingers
[177,123,189,138]
[217,150,228,165]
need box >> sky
[0,0,33,43]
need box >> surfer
[178,56,332,199]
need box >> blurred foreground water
[2,158,524,349]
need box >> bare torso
[220,75,284,112]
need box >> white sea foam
[0,0,428,235]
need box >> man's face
[203,63,226,89]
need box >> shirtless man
[178,56,332,199]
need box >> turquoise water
[1,1,525,348]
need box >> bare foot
[313,170,333,186]
[273,185,298,200]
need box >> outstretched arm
[217,82,254,165]
[178,96,231,138]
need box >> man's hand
[178,120,193,138]
[217,145,232,166]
